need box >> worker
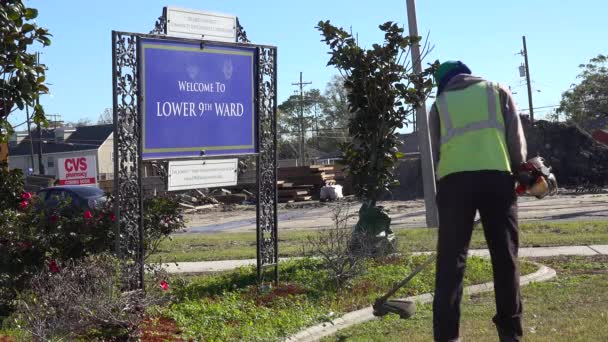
[429,61,528,342]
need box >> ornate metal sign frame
[111,29,277,288]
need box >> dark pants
[433,171,523,342]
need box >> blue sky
[11,0,608,129]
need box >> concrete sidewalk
[161,244,608,274]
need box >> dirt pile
[391,120,608,200]
[524,120,608,187]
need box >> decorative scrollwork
[112,31,144,290]
[150,15,167,35]
[256,46,278,283]
[236,18,250,44]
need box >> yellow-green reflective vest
[436,81,511,179]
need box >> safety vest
[435,81,511,179]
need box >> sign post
[112,8,278,289]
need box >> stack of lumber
[277,165,338,202]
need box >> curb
[284,262,556,342]
[161,245,605,274]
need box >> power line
[291,72,312,165]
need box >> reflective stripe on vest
[437,82,504,146]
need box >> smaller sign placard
[168,158,238,191]
[165,7,237,42]
[57,156,97,186]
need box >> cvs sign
[64,157,88,172]
[57,155,97,186]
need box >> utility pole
[46,114,63,128]
[35,52,44,175]
[291,72,312,166]
[406,0,439,228]
[521,36,534,122]
[25,106,35,172]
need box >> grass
[324,255,608,342]
[149,221,608,262]
[160,256,537,341]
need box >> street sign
[167,158,238,191]
[57,156,97,186]
[165,7,237,43]
[139,37,257,160]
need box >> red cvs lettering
[64,157,88,172]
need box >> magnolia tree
[317,21,437,253]
[0,0,51,141]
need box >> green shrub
[0,167,184,317]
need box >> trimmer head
[372,299,416,319]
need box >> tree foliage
[277,80,351,160]
[0,0,52,142]
[557,54,608,129]
[278,89,325,136]
[317,21,437,251]
[321,75,351,130]
[317,20,437,206]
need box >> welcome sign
[139,38,257,160]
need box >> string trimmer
[372,254,436,319]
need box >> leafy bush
[0,163,24,211]
[0,188,116,316]
[143,194,185,259]
[0,166,184,317]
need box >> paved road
[181,194,608,233]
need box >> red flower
[110,213,116,222]
[50,214,59,222]
[48,260,60,273]
[159,280,169,291]
[21,192,32,200]
[19,201,28,210]
[84,210,93,219]
[17,241,32,251]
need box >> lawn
[148,255,537,341]
[149,221,608,262]
[324,255,608,342]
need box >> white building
[9,125,114,180]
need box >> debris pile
[177,189,220,212]
[524,120,608,187]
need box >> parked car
[36,186,107,213]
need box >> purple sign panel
[139,38,256,160]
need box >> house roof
[9,124,113,156]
